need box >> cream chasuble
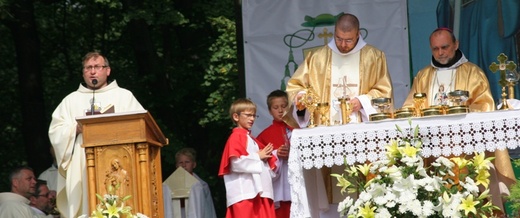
[49,80,144,218]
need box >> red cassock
[257,120,294,218]
[257,120,293,150]
[218,127,277,218]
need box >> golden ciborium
[413,93,426,117]
[395,107,415,119]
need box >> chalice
[317,102,330,126]
[447,90,469,106]
[369,97,392,121]
[413,93,426,117]
[372,97,391,113]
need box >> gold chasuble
[285,44,393,126]
[285,43,393,205]
[402,62,495,112]
[402,61,515,212]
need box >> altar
[288,109,520,218]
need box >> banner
[243,0,410,134]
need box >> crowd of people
[0,167,58,217]
[0,12,516,218]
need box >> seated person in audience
[38,147,59,216]
[0,166,41,217]
[29,180,56,217]
[402,27,515,214]
[163,147,217,218]
[257,90,293,218]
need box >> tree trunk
[3,0,51,175]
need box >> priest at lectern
[48,51,144,218]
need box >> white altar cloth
[288,109,520,218]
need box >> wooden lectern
[77,110,169,218]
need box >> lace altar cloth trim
[288,110,520,218]
[290,110,520,169]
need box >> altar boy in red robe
[256,90,294,218]
[218,98,277,218]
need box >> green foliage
[0,0,238,216]
[94,0,122,9]
[507,159,520,214]
[199,16,238,126]
[195,0,235,19]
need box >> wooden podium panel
[77,110,168,218]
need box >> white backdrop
[242,0,410,134]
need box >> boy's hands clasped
[277,144,290,160]
[258,143,273,160]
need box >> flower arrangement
[332,120,500,217]
[78,183,148,218]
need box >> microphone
[91,79,98,115]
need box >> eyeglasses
[240,113,259,118]
[334,36,355,44]
[83,65,108,71]
[35,192,50,198]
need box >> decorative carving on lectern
[104,158,130,197]
[77,111,168,218]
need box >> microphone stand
[91,92,95,115]
[91,79,98,115]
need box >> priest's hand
[350,98,362,112]
[258,143,273,160]
[76,124,83,135]
[295,93,307,111]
